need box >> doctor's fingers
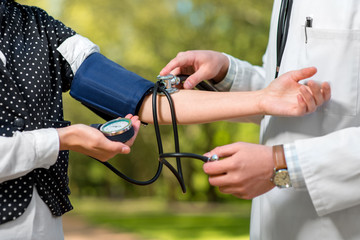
[203,143,249,175]
[170,64,217,89]
[207,173,232,188]
[218,186,252,200]
[209,178,253,200]
[183,67,216,89]
[205,142,244,159]
[203,155,243,176]
[159,51,196,76]
[203,160,227,176]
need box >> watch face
[100,118,132,136]
[274,170,291,188]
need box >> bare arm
[139,90,263,124]
[138,67,331,124]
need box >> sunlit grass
[68,197,251,240]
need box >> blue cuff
[70,53,154,120]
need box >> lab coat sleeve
[295,127,360,216]
[0,129,59,183]
[213,53,267,92]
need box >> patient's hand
[259,67,331,116]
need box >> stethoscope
[92,75,218,193]
[275,0,293,78]
[93,0,293,193]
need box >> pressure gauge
[99,118,134,143]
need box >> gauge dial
[100,118,132,136]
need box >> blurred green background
[18,0,273,239]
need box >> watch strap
[273,145,287,170]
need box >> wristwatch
[271,145,292,188]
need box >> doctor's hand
[203,142,275,200]
[57,114,141,162]
[159,50,229,89]
[260,67,331,116]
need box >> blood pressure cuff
[70,52,154,120]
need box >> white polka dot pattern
[0,0,75,224]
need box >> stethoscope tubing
[98,80,209,193]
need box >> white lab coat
[225,0,360,239]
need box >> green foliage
[18,0,272,201]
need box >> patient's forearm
[138,90,262,124]
[138,67,330,124]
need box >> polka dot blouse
[0,0,76,224]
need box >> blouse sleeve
[0,129,59,183]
